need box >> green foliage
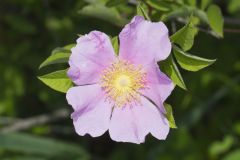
[201,0,212,10]
[111,36,119,55]
[170,16,198,51]
[2,0,240,160]
[164,103,177,128]
[136,2,150,20]
[228,0,240,14]
[39,44,74,69]
[38,70,73,93]
[207,5,224,37]
[2,156,46,160]
[146,0,170,12]
[185,0,196,7]
[0,133,89,160]
[209,135,234,158]
[160,55,187,90]
[106,0,128,7]
[173,46,216,71]
[223,150,240,160]
[79,1,128,26]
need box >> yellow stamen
[100,60,147,107]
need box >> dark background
[0,0,240,160]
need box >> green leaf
[170,16,198,51]
[161,7,190,21]
[185,0,196,6]
[160,55,187,90]
[201,0,212,10]
[146,0,170,12]
[193,8,209,24]
[222,149,240,160]
[209,135,234,158]
[111,36,119,55]
[136,2,150,20]
[164,103,177,128]
[39,52,70,69]
[38,69,73,93]
[0,133,89,159]
[39,44,75,69]
[79,2,128,26]
[106,0,128,7]
[173,46,216,71]
[228,0,240,14]
[162,7,208,24]
[3,156,47,160]
[62,43,76,50]
[207,5,224,37]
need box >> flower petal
[66,84,101,110]
[140,64,174,113]
[109,96,169,144]
[119,16,171,66]
[68,31,116,85]
[66,84,113,137]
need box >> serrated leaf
[111,36,119,55]
[160,55,187,90]
[38,69,73,93]
[173,46,216,71]
[164,103,177,128]
[170,16,198,51]
[136,2,150,20]
[207,5,224,37]
[106,0,128,7]
[0,133,89,159]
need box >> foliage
[1,0,240,159]
[0,133,89,160]
[38,69,73,93]
[164,103,177,128]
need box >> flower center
[115,75,131,88]
[100,60,147,107]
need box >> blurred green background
[0,0,240,160]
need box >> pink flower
[66,16,174,144]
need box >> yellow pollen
[100,60,147,107]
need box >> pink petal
[68,31,116,85]
[109,96,169,144]
[66,84,101,110]
[66,84,113,137]
[119,16,171,66]
[140,64,174,113]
